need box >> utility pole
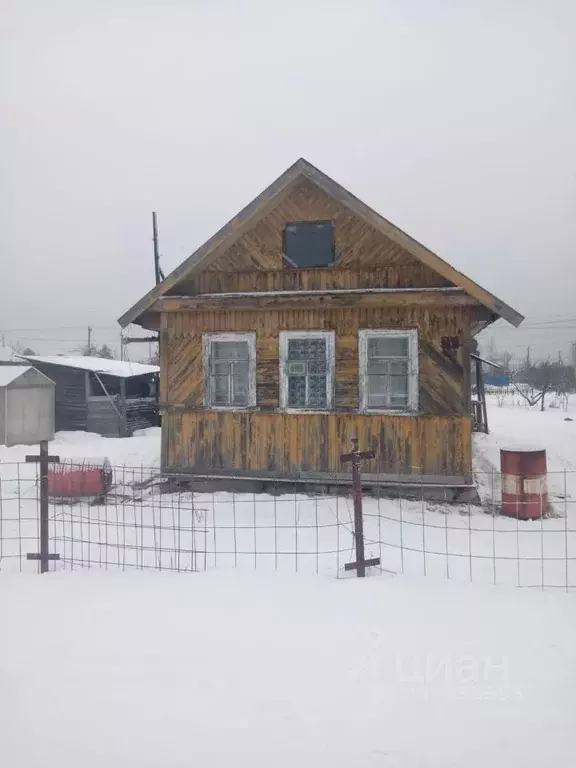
[87,326,92,356]
[120,330,124,362]
[152,211,161,286]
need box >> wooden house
[119,158,523,494]
[18,355,159,438]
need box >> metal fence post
[341,438,379,577]
[26,441,60,572]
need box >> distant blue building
[483,372,510,388]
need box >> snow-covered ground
[0,398,575,587]
[0,570,574,767]
[0,426,162,469]
[1,399,575,765]
[475,393,576,503]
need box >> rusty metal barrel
[500,447,548,520]
[48,457,113,499]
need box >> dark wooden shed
[18,355,159,438]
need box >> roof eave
[490,298,524,328]
[118,158,311,328]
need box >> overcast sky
[1,0,574,361]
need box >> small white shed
[0,366,55,446]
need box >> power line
[0,324,120,332]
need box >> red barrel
[48,458,113,498]
[500,448,548,519]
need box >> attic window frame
[282,220,335,269]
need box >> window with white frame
[279,331,334,410]
[203,333,256,408]
[359,330,418,411]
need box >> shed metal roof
[18,356,159,379]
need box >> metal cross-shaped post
[25,441,61,573]
[340,438,379,577]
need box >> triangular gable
[118,158,524,328]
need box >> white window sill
[177,405,424,416]
[205,405,256,411]
[360,408,420,416]
[280,407,333,415]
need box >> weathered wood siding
[86,400,122,437]
[163,411,471,478]
[163,307,472,415]
[161,305,473,477]
[171,179,451,295]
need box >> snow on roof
[0,365,33,387]
[19,355,159,378]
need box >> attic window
[283,221,334,268]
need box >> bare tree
[495,388,508,408]
[98,344,115,360]
[479,339,514,373]
[11,342,37,356]
[493,350,514,374]
[75,342,116,359]
[76,341,98,357]
[555,363,576,411]
[514,359,575,411]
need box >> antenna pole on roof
[152,211,161,286]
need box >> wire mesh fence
[0,460,575,589]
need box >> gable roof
[0,366,33,387]
[0,365,56,388]
[118,158,524,328]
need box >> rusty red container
[48,458,113,498]
[500,448,548,520]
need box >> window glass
[207,339,251,407]
[363,332,416,410]
[283,221,334,268]
[285,336,329,408]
